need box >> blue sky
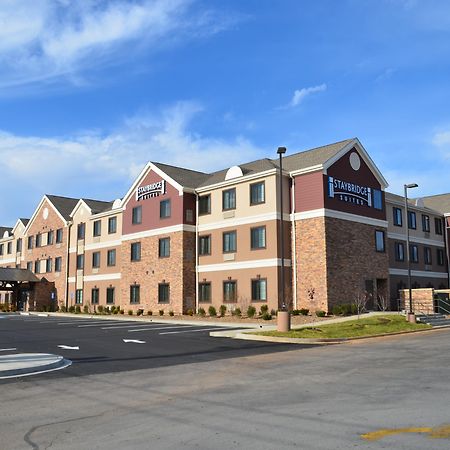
[1,0,450,225]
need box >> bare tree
[376,294,388,312]
[354,291,368,319]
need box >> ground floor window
[223,280,237,302]
[199,282,211,302]
[158,283,170,303]
[75,289,83,305]
[130,285,140,304]
[106,287,115,304]
[251,278,267,301]
[91,288,99,305]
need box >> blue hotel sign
[328,176,382,210]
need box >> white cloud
[284,84,327,109]
[0,0,230,91]
[0,102,262,224]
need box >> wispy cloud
[279,84,327,109]
[0,0,231,92]
[0,102,262,224]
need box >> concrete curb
[0,353,72,379]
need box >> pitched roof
[385,192,443,215]
[0,227,13,238]
[19,218,29,226]
[0,268,40,283]
[83,199,115,215]
[46,195,80,220]
[152,162,210,190]
[420,193,450,215]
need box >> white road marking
[78,322,136,328]
[0,348,17,352]
[101,323,161,330]
[159,327,223,335]
[123,339,146,344]
[128,325,198,333]
[58,321,107,325]
[57,345,80,350]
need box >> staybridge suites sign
[136,180,166,201]
[328,176,382,210]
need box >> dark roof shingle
[0,268,40,283]
[46,195,80,220]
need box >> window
[47,230,54,245]
[27,236,34,249]
[132,206,142,225]
[158,283,170,303]
[199,235,211,256]
[422,215,430,233]
[395,242,405,261]
[159,237,170,258]
[199,195,211,215]
[160,200,171,218]
[16,238,22,253]
[435,218,443,235]
[46,258,52,273]
[0,244,3,255]
[75,289,83,305]
[130,285,140,304]
[251,226,266,249]
[34,260,40,274]
[252,278,267,301]
[223,280,237,302]
[424,247,432,265]
[250,182,265,205]
[7,242,12,254]
[131,242,141,261]
[91,288,99,305]
[410,244,419,263]
[108,216,117,234]
[106,287,115,304]
[56,228,63,243]
[437,249,445,266]
[55,257,62,272]
[92,251,100,268]
[77,223,85,240]
[93,220,101,237]
[375,230,385,252]
[223,231,237,253]
[408,211,417,230]
[76,254,84,270]
[373,189,383,210]
[27,261,33,272]
[35,234,41,248]
[222,188,236,211]
[107,249,116,267]
[199,282,211,302]
[393,207,403,227]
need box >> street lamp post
[404,183,418,322]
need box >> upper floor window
[93,220,101,237]
[107,249,116,267]
[7,242,12,254]
[27,236,34,249]
[435,218,443,235]
[410,244,419,263]
[92,251,100,268]
[199,235,211,256]
[408,211,417,230]
[223,231,237,253]
[26,261,33,272]
[375,230,385,252]
[424,247,432,265]
[199,195,211,215]
[393,207,402,227]
[222,188,236,211]
[160,200,171,218]
[46,258,52,273]
[422,215,430,233]
[132,206,142,225]
[76,254,84,270]
[437,249,445,266]
[159,237,170,258]
[35,234,42,248]
[47,230,54,245]
[250,182,265,205]
[108,216,117,234]
[16,238,22,253]
[251,226,266,250]
[0,244,3,256]
[55,257,62,272]
[77,223,85,240]
[34,260,40,274]
[373,189,383,210]
[395,242,405,261]
[56,228,63,244]
[131,242,141,261]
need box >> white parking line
[128,325,198,333]
[159,327,223,335]
[101,323,163,330]
[0,348,17,352]
[57,321,109,325]
[78,322,137,328]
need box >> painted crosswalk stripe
[159,327,222,335]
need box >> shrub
[299,308,309,316]
[315,310,326,317]
[169,310,174,316]
[68,305,75,313]
[261,312,273,320]
[208,306,217,317]
[113,308,119,315]
[83,305,89,314]
[232,307,241,317]
[270,309,277,316]
[159,309,164,316]
[247,306,256,318]
[198,307,206,317]
[106,306,112,315]
[137,309,144,316]
[292,309,301,316]
[128,310,133,315]
[97,305,104,314]
[75,305,81,314]
[219,304,227,317]
[147,310,153,316]
[260,304,269,315]
[119,309,124,315]
[186,309,194,316]
[332,305,343,316]
[60,305,67,313]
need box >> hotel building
[1,138,449,313]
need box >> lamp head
[277,146,287,155]
[405,183,418,189]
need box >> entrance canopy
[0,268,40,290]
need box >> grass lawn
[256,315,432,339]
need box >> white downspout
[195,194,199,314]
[290,175,298,310]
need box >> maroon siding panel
[183,193,197,226]
[294,171,324,212]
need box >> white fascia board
[289,165,323,177]
[12,219,25,235]
[387,232,445,248]
[323,139,389,190]
[389,268,448,279]
[23,195,68,235]
[195,169,278,193]
[90,207,122,220]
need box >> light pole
[404,183,418,320]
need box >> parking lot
[0,313,297,379]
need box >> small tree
[354,291,368,319]
[377,294,388,312]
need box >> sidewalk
[0,353,71,379]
